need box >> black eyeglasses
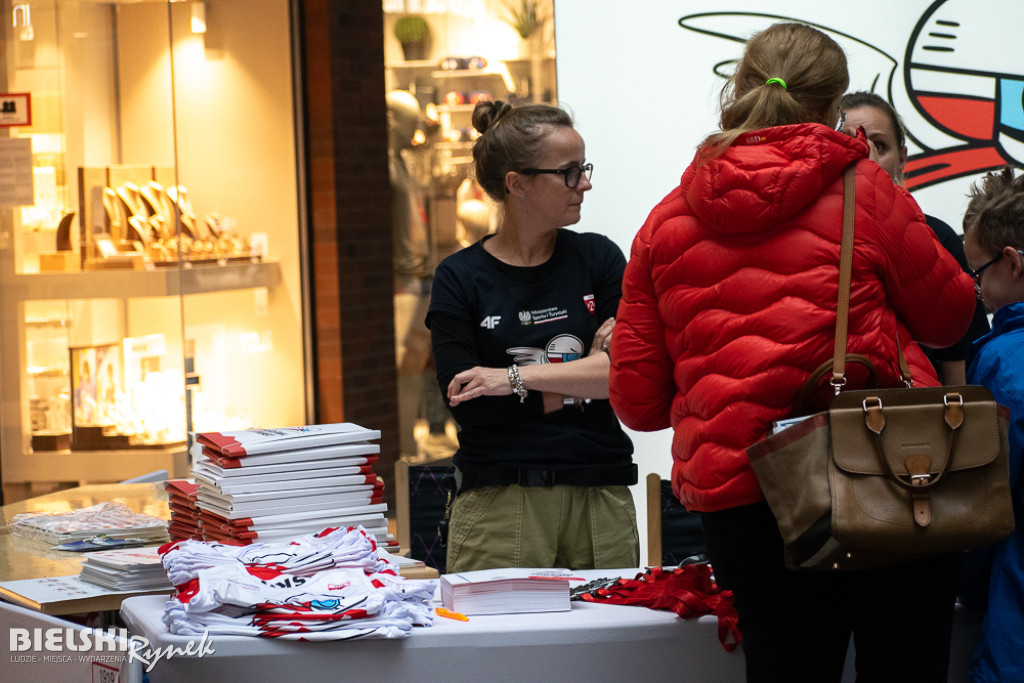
[970,248,1024,295]
[518,163,593,189]
[969,253,1003,285]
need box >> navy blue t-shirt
[922,215,990,379]
[426,229,634,474]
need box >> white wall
[554,0,1024,561]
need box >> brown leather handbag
[747,166,1015,571]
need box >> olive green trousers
[446,483,640,572]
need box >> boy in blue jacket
[962,166,1024,683]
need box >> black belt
[457,463,637,492]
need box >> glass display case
[0,0,307,502]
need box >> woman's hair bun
[472,100,513,135]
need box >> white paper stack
[439,568,579,616]
[191,423,391,546]
[79,547,173,591]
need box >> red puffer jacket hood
[610,123,977,513]
[687,124,864,235]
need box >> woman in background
[839,91,990,386]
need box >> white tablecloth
[119,568,745,683]
[119,567,986,683]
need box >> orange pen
[436,607,469,622]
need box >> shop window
[0,0,306,503]
[382,0,557,464]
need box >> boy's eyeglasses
[518,163,593,189]
[969,249,1024,296]
[969,253,1003,285]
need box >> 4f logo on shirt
[480,315,501,329]
[583,294,596,314]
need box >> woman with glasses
[609,23,975,682]
[839,91,990,386]
[427,100,639,572]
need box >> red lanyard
[580,564,741,652]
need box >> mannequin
[455,177,494,248]
[387,90,454,460]
[388,90,431,285]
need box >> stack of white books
[439,568,581,616]
[79,547,172,591]
[191,423,390,546]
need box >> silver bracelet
[507,364,528,403]
[563,396,592,411]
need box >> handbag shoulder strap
[832,166,914,390]
[831,167,857,391]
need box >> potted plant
[394,16,430,62]
[502,0,543,40]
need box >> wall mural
[552,0,1020,549]
[679,0,1023,192]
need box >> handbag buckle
[911,473,932,486]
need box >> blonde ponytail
[702,22,848,158]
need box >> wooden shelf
[385,60,438,70]
[2,260,281,302]
[437,104,476,114]
[3,444,188,483]
[429,66,515,93]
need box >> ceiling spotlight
[191,2,207,35]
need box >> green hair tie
[765,77,788,89]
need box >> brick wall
[298,1,399,508]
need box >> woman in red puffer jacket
[610,22,975,683]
